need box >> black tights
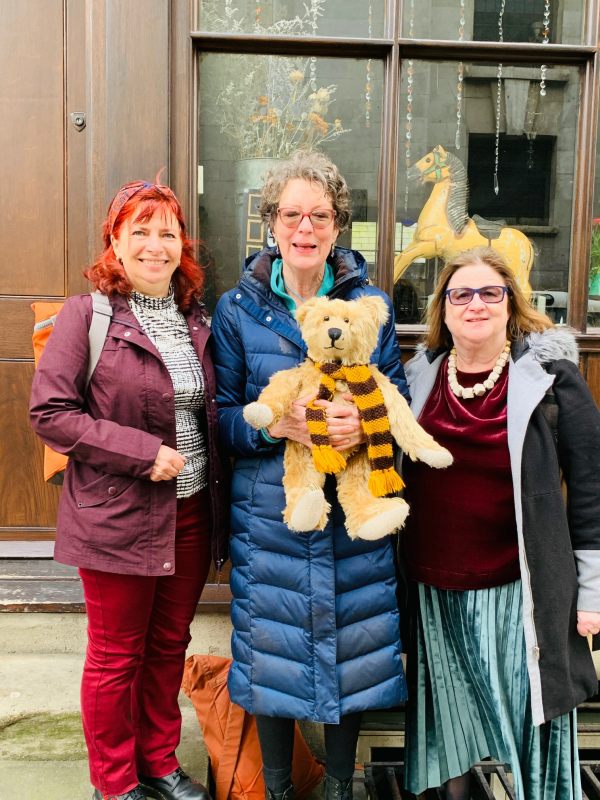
[255,713,362,793]
[444,773,471,800]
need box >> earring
[330,243,336,258]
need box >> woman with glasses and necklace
[401,246,600,800]
[211,150,409,800]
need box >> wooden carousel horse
[394,145,534,297]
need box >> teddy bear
[243,295,453,541]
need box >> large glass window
[589,99,600,328]
[198,52,384,311]
[198,0,385,38]
[401,0,586,45]
[394,59,579,325]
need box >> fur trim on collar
[527,327,579,366]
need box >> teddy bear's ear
[296,297,323,326]
[355,295,389,326]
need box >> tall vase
[589,272,600,297]
[234,158,280,265]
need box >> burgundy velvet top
[402,356,520,590]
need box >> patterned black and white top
[129,289,207,498]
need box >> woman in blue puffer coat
[211,151,408,800]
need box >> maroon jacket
[30,293,229,576]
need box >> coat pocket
[74,472,135,508]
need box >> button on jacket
[30,293,229,576]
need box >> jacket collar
[239,246,369,304]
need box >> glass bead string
[404,0,415,213]
[309,2,320,90]
[493,0,506,196]
[455,0,465,150]
[540,0,551,96]
[365,2,373,127]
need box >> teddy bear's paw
[350,499,409,541]
[415,446,453,469]
[243,402,274,429]
[286,490,330,532]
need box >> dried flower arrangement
[202,0,350,159]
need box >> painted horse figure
[394,145,534,297]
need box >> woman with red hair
[30,181,229,800]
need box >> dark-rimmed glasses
[276,207,336,229]
[444,286,510,305]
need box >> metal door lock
[70,112,86,131]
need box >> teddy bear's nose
[328,327,343,344]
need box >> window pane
[198,53,383,312]
[589,101,600,329]
[198,0,385,38]
[401,0,586,45]
[394,60,580,326]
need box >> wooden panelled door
[0,1,88,555]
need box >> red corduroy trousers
[79,490,212,796]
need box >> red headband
[107,181,177,235]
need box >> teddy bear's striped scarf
[306,361,404,497]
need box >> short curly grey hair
[258,150,351,233]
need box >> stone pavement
[0,612,226,800]
[0,612,326,800]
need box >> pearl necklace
[447,340,511,399]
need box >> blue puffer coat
[211,247,409,723]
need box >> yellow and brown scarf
[306,361,404,497]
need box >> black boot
[325,774,353,800]
[93,787,147,800]
[139,768,210,800]
[265,786,294,800]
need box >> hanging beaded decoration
[455,0,466,150]
[540,0,551,96]
[309,2,320,91]
[404,0,415,213]
[365,2,373,127]
[493,0,506,196]
[254,0,261,29]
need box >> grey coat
[405,328,600,725]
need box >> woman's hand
[577,610,600,637]
[267,394,313,447]
[316,394,366,451]
[150,445,186,482]
[268,392,365,451]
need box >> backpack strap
[86,291,113,388]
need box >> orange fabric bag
[31,302,69,483]
[181,654,324,800]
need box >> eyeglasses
[276,207,336,229]
[444,285,510,305]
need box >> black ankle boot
[265,786,294,800]
[139,768,210,800]
[325,774,353,800]
[93,787,147,800]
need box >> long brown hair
[85,182,210,311]
[425,246,552,350]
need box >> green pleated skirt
[404,580,581,799]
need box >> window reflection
[401,0,585,45]
[395,60,579,326]
[198,0,384,39]
[198,53,383,312]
